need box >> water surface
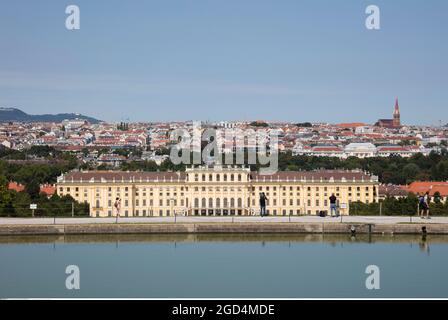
[0,234,446,298]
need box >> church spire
[393,97,401,127]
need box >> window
[238,174,242,181]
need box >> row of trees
[350,193,448,216]
[109,149,448,186]
[0,177,89,217]
[5,145,447,186]
[276,150,448,184]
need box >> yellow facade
[56,166,379,217]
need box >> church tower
[393,98,401,127]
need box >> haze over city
[0,0,447,125]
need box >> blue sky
[0,0,447,124]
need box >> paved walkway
[0,215,447,225]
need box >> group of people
[258,192,433,218]
[418,192,431,219]
[258,193,340,217]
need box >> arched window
[202,198,206,208]
[224,198,228,208]
[209,198,213,208]
[230,198,235,207]
[202,174,206,181]
[238,174,242,181]
[209,174,213,181]
[231,174,234,181]
[216,198,221,208]
[216,174,220,182]
[194,198,199,208]
[237,198,242,207]
[224,174,227,182]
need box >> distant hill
[0,107,101,123]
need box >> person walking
[329,193,338,217]
[259,192,268,217]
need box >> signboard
[30,204,37,210]
[340,203,347,209]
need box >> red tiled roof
[404,182,448,197]
[8,181,25,192]
[337,123,366,128]
[40,184,56,196]
[313,147,342,152]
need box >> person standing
[424,192,431,219]
[114,197,121,222]
[259,193,268,217]
[329,193,338,217]
[418,194,426,218]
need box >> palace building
[56,166,379,217]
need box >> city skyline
[0,0,447,125]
